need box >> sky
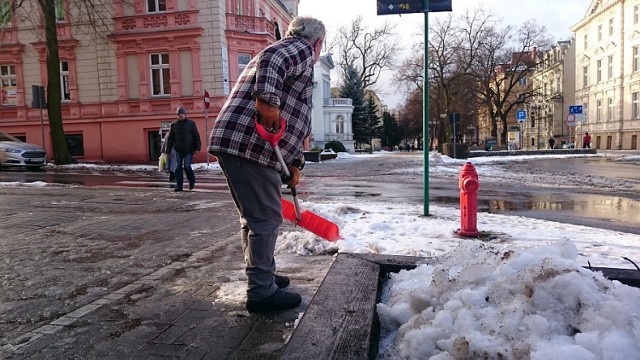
[3,150,640,358]
[297,0,589,108]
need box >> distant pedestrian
[583,132,591,149]
[209,16,325,312]
[548,137,556,149]
[165,106,201,191]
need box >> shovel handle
[255,116,301,220]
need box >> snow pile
[376,240,640,360]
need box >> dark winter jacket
[166,118,201,155]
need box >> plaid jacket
[209,36,314,171]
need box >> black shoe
[188,183,195,190]
[275,274,290,288]
[246,289,301,312]
[174,188,183,192]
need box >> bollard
[457,162,480,237]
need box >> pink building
[0,0,298,163]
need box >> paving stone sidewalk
[0,185,333,359]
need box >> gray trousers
[217,153,282,301]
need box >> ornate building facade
[0,0,298,162]
[526,40,575,149]
[572,0,640,149]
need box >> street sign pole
[377,0,453,216]
[203,90,211,165]
[422,4,429,216]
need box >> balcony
[323,98,352,107]
[226,13,275,36]
[112,11,199,34]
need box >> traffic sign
[567,114,577,127]
[449,113,460,124]
[569,105,583,114]
[516,110,526,123]
[203,90,210,109]
[377,0,452,15]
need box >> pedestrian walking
[548,136,556,149]
[583,132,592,149]
[208,16,325,312]
[165,106,201,191]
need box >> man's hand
[256,98,280,130]
[283,166,301,187]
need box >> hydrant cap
[462,177,480,192]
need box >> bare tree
[394,9,489,149]
[330,15,400,89]
[470,19,553,144]
[394,7,552,146]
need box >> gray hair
[285,16,325,44]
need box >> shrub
[324,140,347,153]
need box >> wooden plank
[281,254,380,360]
[589,266,640,287]
[350,253,426,273]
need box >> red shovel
[255,117,341,242]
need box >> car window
[0,133,21,142]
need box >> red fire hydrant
[457,162,480,237]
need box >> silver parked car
[0,132,47,170]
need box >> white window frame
[0,64,17,106]
[609,18,614,36]
[635,5,639,24]
[633,92,639,119]
[238,53,251,76]
[584,33,588,50]
[607,97,613,121]
[596,59,602,82]
[607,55,613,79]
[150,53,170,96]
[598,24,602,41]
[147,0,166,13]
[60,61,70,101]
[634,46,640,72]
[583,65,589,87]
[596,99,602,122]
[335,115,344,134]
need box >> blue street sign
[449,112,460,124]
[516,110,526,121]
[569,105,583,114]
[377,0,452,15]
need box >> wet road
[529,156,640,181]
[1,153,639,234]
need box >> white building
[310,53,355,153]
[572,0,640,149]
[527,40,576,149]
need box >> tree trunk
[500,117,508,145]
[43,0,71,164]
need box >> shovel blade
[281,199,341,242]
